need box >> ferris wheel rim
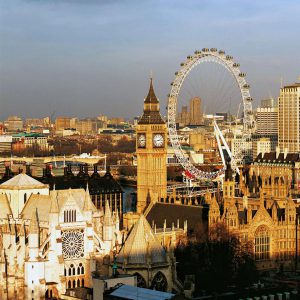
[167,48,255,180]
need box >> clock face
[153,134,164,147]
[138,134,146,147]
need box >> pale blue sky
[0,0,299,119]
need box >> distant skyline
[0,0,299,120]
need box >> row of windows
[65,263,84,276]
[67,278,84,289]
[64,210,77,223]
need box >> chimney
[26,164,31,176]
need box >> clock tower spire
[136,77,167,213]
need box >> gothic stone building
[0,173,121,299]
[208,161,300,270]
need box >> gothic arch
[151,271,168,292]
[254,225,270,260]
[133,272,146,288]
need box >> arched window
[81,279,84,287]
[77,267,80,275]
[151,272,168,292]
[77,279,80,287]
[24,193,27,204]
[73,280,76,288]
[79,263,84,275]
[68,281,71,289]
[255,225,270,260]
[133,272,146,288]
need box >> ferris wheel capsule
[219,50,225,55]
[239,72,246,77]
[180,62,185,66]
[226,55,233,60]
[202,48,210,52]
[210,48,217,52]
[233,63,240,67]
[243,84,250,89]
[187,55,193,59]
[194,50,201,54]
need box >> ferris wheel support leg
[214,121,232,160]
[214,123,226,168]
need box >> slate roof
[108,284,175,300]
[138,78,165,125]
[254,152,300,163]
[146,202,208,236]
[144,78,159,104]
[138,110,165,125]
[27,164,123,194]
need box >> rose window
[62,230,84,259]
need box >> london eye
[167,48,255,181]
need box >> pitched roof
[138,111,165,125]
[146,202,208,235]
[0,193,12,218]
[117,214,167,265]
[254,152,300,163]
[144,78,159,104]
[21,189,97,222]
[0,173,47,190]
[138,78,165,125]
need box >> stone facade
[208,163,300,271]
[0,174,121,299]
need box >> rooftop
[107,284,175,300]
[282,82,300,89]
[0,173,48,190]
[12,132,46,137]
[146,202,208,236]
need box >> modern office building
[278,82,300,152]
[256,106,278,136]
[189,96,202,125]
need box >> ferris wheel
[167,48,255,180]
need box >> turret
[28,210,39,260]
[103,200,113,242]
[115,209,120,231]
[83,184,93,220]
[49,187,59,224]
[223,158,235,199]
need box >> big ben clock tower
[136,78,167,213]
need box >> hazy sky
[0,0,299,120]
